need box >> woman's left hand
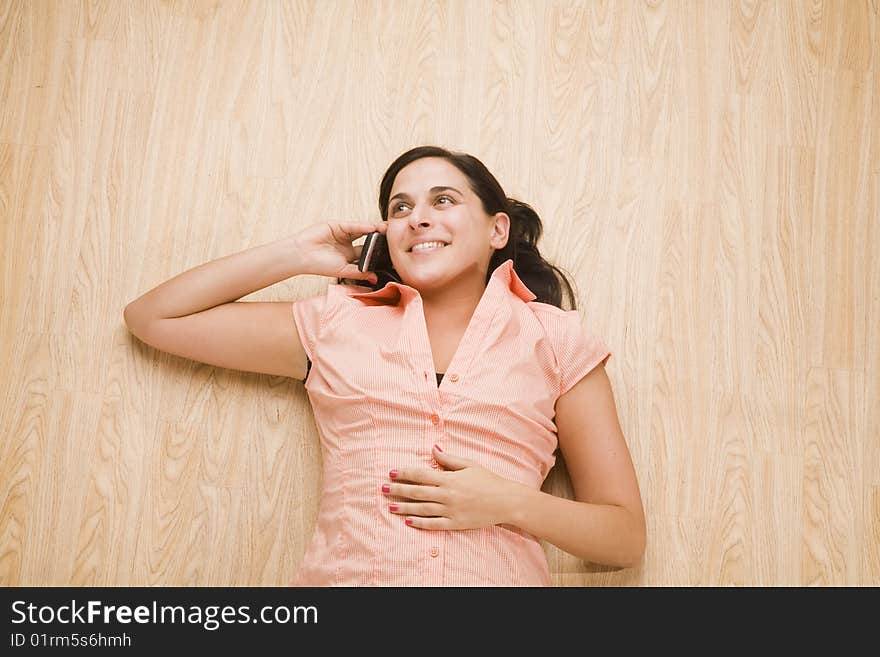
[383,444,524,530]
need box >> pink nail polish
[389,504,398,512]
[405,518,413,526]
[389,470,398,479]
[381,484,390,493]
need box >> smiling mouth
[408,243,451,253]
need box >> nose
[407,205,435,229]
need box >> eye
[390,195,454,214]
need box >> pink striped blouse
[289,258,611,586]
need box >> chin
[401,268,449,286]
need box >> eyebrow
[388,186,463,204]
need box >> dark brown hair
[338,145,578,310]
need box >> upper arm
[554,363,644,524]
[123,301,308,380]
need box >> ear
[489,212,510,249]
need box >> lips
[408,241,450,253]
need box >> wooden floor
[0,0,877,586]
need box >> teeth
[411,241,448,252]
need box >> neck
[420,276,487,332]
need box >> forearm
[124,236,305,320]
[506,485,645,569]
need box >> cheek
[389,236,406,257]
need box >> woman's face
[384,157,509,293]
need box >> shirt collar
[346,258,537,306]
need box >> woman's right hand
[292,221,388,282]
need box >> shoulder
[526,300,611,382]
[525,300,569,319]
[523,301,581,360]
[292,283,364,329]
[525,300,577,334]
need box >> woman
[124,146,645,586]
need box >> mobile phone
[357,231,387,273]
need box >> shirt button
[449,373,459,382]
[430,547,440,557]
[430,413,440,425]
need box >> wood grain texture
[0,0,877,586]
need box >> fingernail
[434,444,443,452]
[381,484,390,493]
[405,518,414,526]
[389,470,398,479]
[389,504,398,512]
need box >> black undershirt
[304,356,444,385]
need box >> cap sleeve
[291,292,328,364]
[553,309,612,397]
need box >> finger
[383,482,443,502]
[388,501,445,517]
[340,263,376,281]
[335,222,384,241]
[404,516,448,530]
[389,469,442,486]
